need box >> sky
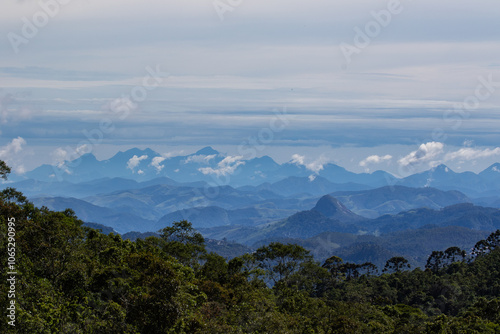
[1,0,500,177]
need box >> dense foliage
[1,163,500,332]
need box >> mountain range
[7,147,500,200]
[4,146,500,268]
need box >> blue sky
[1,0,500,177]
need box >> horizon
[5,144,500,181]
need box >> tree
[485,230,500,250]
[383,256,410,273]
[444,247,466,264]
[322,255,344,279]
[358,262,378,276]
[159,220,206,267]
[254,242,312,284]
[0,160,11,179]
[339,262,361,280]
[198,252,228,284]
[426,251,445,273]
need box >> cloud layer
[398,142,444,168]
[127,155,148,172]
[199,156,245,177]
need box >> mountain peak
[432,164,453,173]
[311,194,366,224]
[312,195,350,217]
[195,146,219,156]
[481,163,500,174]
[78,153,98,162]
[115,148,159,159]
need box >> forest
[1,161,500,333]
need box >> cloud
[444,147,500,162]
[199,155,245,177]
[398,142,444,167]
[291,154,329,174]
[291,154,305,165]
[183,154,217,164]
[0,137,27,174]
[127,155,148,171]
[51,144,91,170]
[359,154,392,167]
[306,156,329,174]
[0,137,26,157]
[150,156,166,173]
[52,147,69,167]
[75,144,90,156]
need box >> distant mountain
[477,163,500,195]
[157,206,231,229]
[11,146,500,197]
[82,222,117,235]
[312,195,366,223]
[1,176,200,199]
[398,164,489,196]
[331,185,471,218]
[365,203,500,234]
[32,197,156,233]
[156,205,295,230]
[83,183,290,222]
[200,195,365,245]
[255,226,490,269]
[247,176,371,197]
[320,165,397,188]
[16,146,401,188]
[196,197,500,250]
[258,210,358,237]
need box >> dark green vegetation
[2,188,500,332]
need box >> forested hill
[1,184,500,332]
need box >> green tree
[159,220,206,267]
[444,246,466,265]
[426,250,445,273]
[322,255,344,279]
[254,242,312,284]
[0,160,11,179]
[383,256,410,273]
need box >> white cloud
[162,150,185,159]
[291,154,329,174]
[199,155,245,177]
[398,142,444,167]
[444,147,500,162]
[75,144,90,156]
[359,154,392,167]
[493,166,500,173]
[137,169,144,175]
[127,155,148,171]
[0,137,27,174]
[183,154,216,164]
[52,147,68,167]
[51,144,91,172]
[150,156,166,173]
[0,137,26,157]
[306,156,328,174]
[291,154,305,165]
